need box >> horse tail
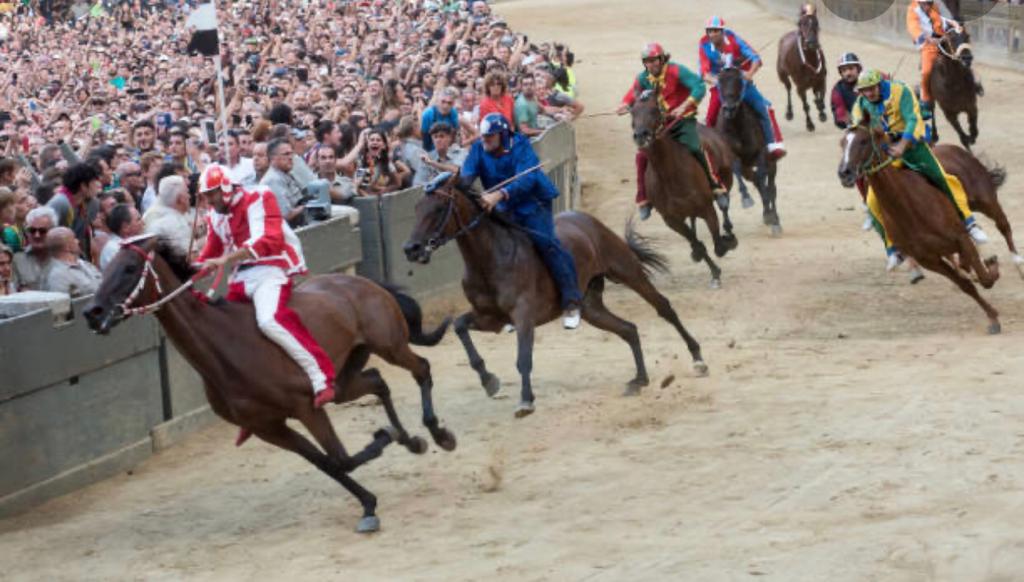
[624,218,671,279]
[381,284,451,346]
[986,162,1007,191]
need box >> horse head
[629,87,664,149]
[404,171,478,264]
[837,116,889,188]
[85,234,163,334]
[798,10,820,50]
[718,66,745,120]
[942,27,973,68]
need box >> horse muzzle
[632,130,654,149]
[837,165,858,189]
[722,104,739,120]
[403,240,433,265]
[84,302,123,335]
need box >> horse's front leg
[945,108,972,150]
[815,86,828,123]
[454,311,502,397]
[511,308,537,418]
[967,106,979,147]
[799,87,815,132]
[732,159,754,208]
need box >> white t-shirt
[228,158,257,187]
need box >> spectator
[226,130,257,187]
[0,159,18,189]
[261,138,307,227]
[515,75,546,138]
[116,161,145,209]
[90,191,120,266]
[1,186,38,253]
[99,204,144,270]
[420,88,462,153]
[13,207,57,291]
[536,69,585,122]
[414,122,467,187]
[43,226,102,297]
[50,162,102,260]
[353,129,410,196]
[139,152,164,213]
[315,146,356,204]
[144,175,195,259]
[0,244,15,296]
[480,70,516,130]
[252,142,270,183]
[130,120,158,161]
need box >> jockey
[850,69,989,269]
[830,52,862,129]
[699,15,786,160]
[906,0,981,120]
[196,164,336,444]
[462,113,583,329]
[616,41,727,221]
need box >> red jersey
[198,186,306,276]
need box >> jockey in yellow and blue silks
[463,113,583,329]
[699,15,786,160]
[850,69,989,269]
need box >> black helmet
[837,52,862,71]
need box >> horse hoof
[806,123,816,132]
[709,278,722,290]
[1012,255,1024,279]
[433,428,458,452]
[770,224,783,238]
[785,111,794,121]
[693,360,710,377]
[514,401,535,418]
[690,250,703,263]
[356,515,381,534]
[482,373,501,397]
[380,426,401,443]
[819,112,828,123]
[741,196,755,209]
[909,269,926,285]
[988,321,1002,335]
[406,435,429,455]
[623,384,642,397]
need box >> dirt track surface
[3,1,1024,580]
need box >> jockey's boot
[701,147,728,195]
[313,386,336,408]
[966,218,990,245]
[920,101,934,121]
[236,428,253,447]
[767,107,787,161]
[886,247,905,272]
[563,303,582,330]
[638,203,653,221]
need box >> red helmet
[641,42,667,61]
[705,15,726,29]
[198,163,235,200]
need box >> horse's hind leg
[254,421,386,533]
[454,312,501,397]
[380,344,457,451]
[919,255,1001,334]
[766,163,782,236]
[780,73,794,121]
[702,201,737,258]
[985,202,1024,275]
[815,84,828,123]
[967,106,979,146]
[581,277,648,395]
[606,264,708,377]
[510,307,537,418]
[716,189,735,235]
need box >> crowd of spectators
[0,0,584,301]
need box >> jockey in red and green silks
[617,42,726,220]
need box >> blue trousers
[515,205,582,309]
[740,81,776,145]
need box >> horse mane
[155,238,198,282]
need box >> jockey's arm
[744,59,762,81]
[849,98,865,128]
[502,140,543,207]
[831,85,850,129]
[617,77,642,115]
[201,246,255,271]
[196,215,225,264]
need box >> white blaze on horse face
[843,132,856,168]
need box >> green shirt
[514,94,540,130]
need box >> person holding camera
[260,139,308,228]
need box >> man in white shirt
[99,204,144,270]
[144,175,197,259]
[43,227,102,297]
[414,121,466,187]
[225,130,257,187]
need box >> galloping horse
[403,174,709,418]
[934,144,1022,275]
[630,88,738,288]
[84,235,457,533]
[717,66,783,236]
[837,123,1002,334]
[777,7,828,132]
[929,27,980,150]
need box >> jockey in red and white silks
[196,164,336,414]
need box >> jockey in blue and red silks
[699,15,787,160]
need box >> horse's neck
[453,204,507,283]
[150,259,223,376]
[869,168,915,215]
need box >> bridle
[117,242,220,317]
[848,126,896,182]
[937,32,972,63]
[422,187,486,254]
[796,16,824,74]
[718,68,747,119]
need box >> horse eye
[123,264,138,275]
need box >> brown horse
[929,27,980,150]
[717,66,783,236]
[933,144,1022,275]
[630,88,738,288]
[403,175,708,417]
[837,123,1002,334]
[777,8,828,132]
[83,235,456,533]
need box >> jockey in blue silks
[460,113,583,329]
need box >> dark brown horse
[717,66,783,236]
[929,27,980,150]
[933,144,1022,276]
[403,175,708,417]
[777,8,828,132]
[837,123,1002,334]
[84,235,456,533]
[630,88,738,288]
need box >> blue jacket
[461,134,559,217]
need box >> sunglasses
[27,227,50,235]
